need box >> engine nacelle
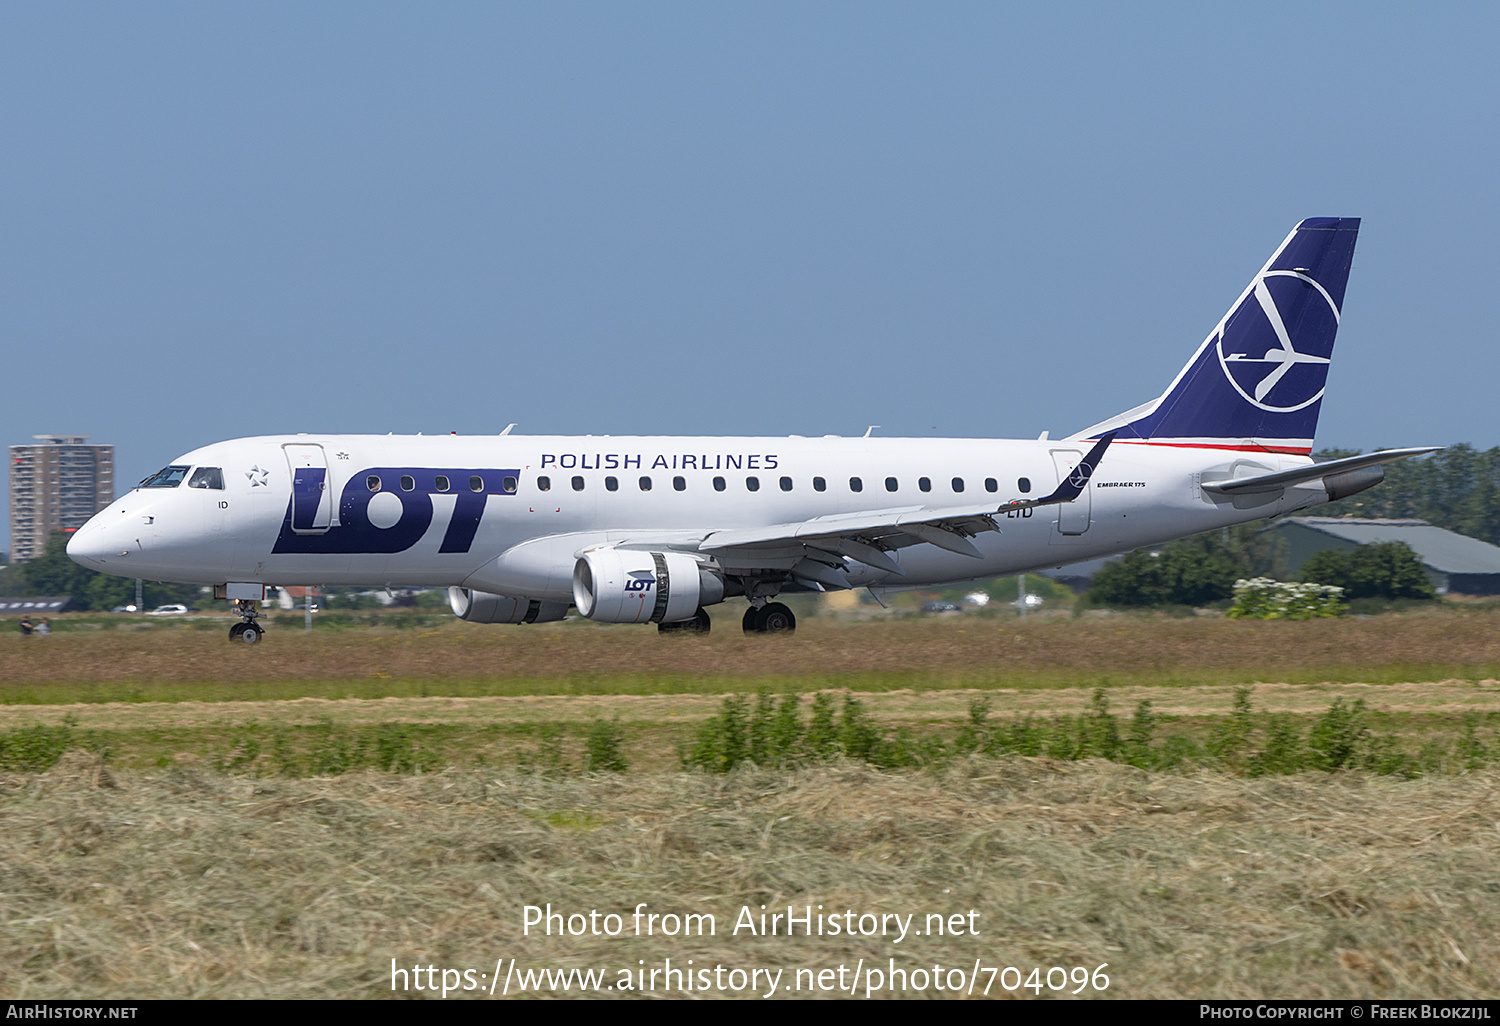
[572,549,724,624]
[448,588,568,624]
[1323,465,1385,502]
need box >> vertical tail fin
[1074,217,1360,454]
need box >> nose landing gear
[229,601,265,644]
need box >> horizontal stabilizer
[1200,447,1440,495]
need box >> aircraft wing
[692,433,1117,584]
[1200,446,1439,495]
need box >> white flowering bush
[1226,577,1346,620]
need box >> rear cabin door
[283,444,333,534]
[1049,448,1093,535]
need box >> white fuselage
[67,432,1322,603]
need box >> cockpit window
[141,465,191,489]
[187,467,225,490]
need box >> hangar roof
[1278,518,1500,575]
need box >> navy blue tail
[1078,218,1360,454]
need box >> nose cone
[67,513,119,571]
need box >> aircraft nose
[67,515,119,571]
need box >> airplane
[67,217,1436,644]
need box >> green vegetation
[6,687,1494,781]
[583,717,629,772]
[1299,540,1437,600]
[0,717,85,772]
[1089,530,1435,612]
[1087,546,1243,607]
[1318,443,1500,543]
[1083,521,1295,608]
[675,687,1486,779]
[1227,578,1346,619]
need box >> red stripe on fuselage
[1084,439,1313,455]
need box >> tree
[1299,541,1435,600]
[1088,546,1242,607]
[1170,522,1290,580]
[1314,445,1500,546]
[20,532,97,598]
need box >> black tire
[753,602,796,634]
[742,605,760,635]
[229,622,246,640]
[239,623,263,645]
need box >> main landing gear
[658,608,712,634]
[229,600,265,645]
[743,602,796,635]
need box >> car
[110,604,139,613]
[922,601,962,613]
[145,604,189,616]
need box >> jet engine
[1322,465,1385,502]
[447,588,568,624]
[573,548,723,624]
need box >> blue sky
[3,3,1497,550]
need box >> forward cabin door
[283,443,333,534]
[1050,448,1093,535]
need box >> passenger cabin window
[713,476,726,492]
[469,476,485,492]
[367,475,382,491]
[918,477,931,492]
[951,477,965,493]
[850,476,863,492]
[1018,477,1032,493]
[639,476,652,491]
[985,478,998,493]
[813,476,826,492]
[537,476,551,492]
[141,465,190,489]
[187,467,224,490]
[885,477,899,492]
[435,475,450,492]
[605,476,618,491]
[746,476,760,492]
[572,476,586,491]
[673,476,686,491]
[780,476,793,491]
[400,475,416,491]
[501,475,518,494]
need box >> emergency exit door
[1050,449,1093,535]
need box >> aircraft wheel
[239,623,264,645]
[752,602,796,634]
[742,606,760,635]
[229,622,246,640]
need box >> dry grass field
[2,608,1499,999]
[4,605,1500,700]
[2,756,1496,999]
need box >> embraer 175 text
[69,218,1436,643]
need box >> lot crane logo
[1215,270,1340,413]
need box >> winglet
[1002,432,1116,511]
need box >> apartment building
[8,435,115,562]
